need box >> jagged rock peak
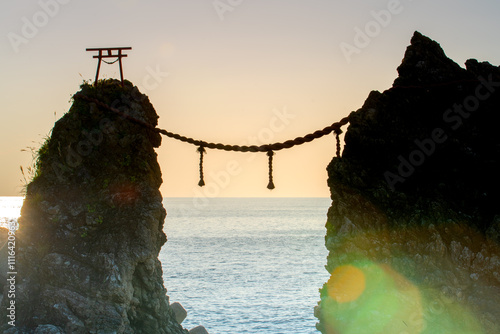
[394,31,467,86]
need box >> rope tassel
[267,150,275,190]
[198,146,206,187]
[334,128,343,157]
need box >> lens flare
[321,260,424,334]
[320,259,486,334]
[327,265,366,303]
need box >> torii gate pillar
[86,47,132,86]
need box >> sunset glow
[2,1,500,197]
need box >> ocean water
[0,196,23,228]
[162,198,331,333]
[0,197,331,333]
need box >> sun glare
[0,197,23,227]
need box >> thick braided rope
[75,93,349,188]
[74,93,350,153]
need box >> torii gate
[86,47,132,86]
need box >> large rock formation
[1,80,188,333]
[317,32,500,333]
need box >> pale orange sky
[1,0,500,197]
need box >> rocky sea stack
[317,32,500,333]
[1,80,188,333]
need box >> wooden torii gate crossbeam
[86,47,132,86]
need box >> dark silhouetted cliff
[2,80,188,334]
[317,32,500,333]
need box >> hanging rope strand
[267,151,275,190]
[334,128,343,158]
[198,146,206,187]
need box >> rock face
[1,80,188,333]
[317,32,500,333]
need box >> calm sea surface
[162,197,331,333]
[1,197,331,334]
